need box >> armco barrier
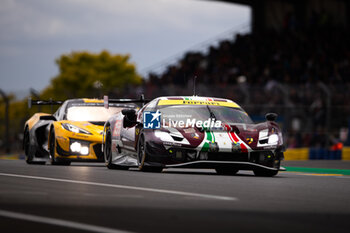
[343,147,350,160]
[0,154,24,160]
[285,147,350,160]
[309,148,342,160]
[284,148,309,160]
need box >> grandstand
[137,0,350,150]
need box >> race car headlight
[154,130,174,142]
[268,134,279,144]
[80,146,89,155]
[70,140,90,155]
[62,123,92,135]
[70,141,81,152]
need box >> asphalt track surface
[0,160,350,233]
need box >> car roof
[153,96,242,109]
[155,96,235,102]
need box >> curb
[0,154,25,160]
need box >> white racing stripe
[0,209,130,233]
[0,172,237,201]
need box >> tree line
[0,50,142,153]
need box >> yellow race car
[24,98,136,165]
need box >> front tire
[104,128,128,170]
[215,167,239,175]
[24,130,45,165]
[253,169,279,177]
[253,155,281,177]
[49,129,70,166]
[138,135,163,173]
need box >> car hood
[157,122,283,152]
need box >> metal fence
[0,82,349,153]
[138,82,350,148]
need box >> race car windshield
[66,106,123,122]
[159,105,253,124]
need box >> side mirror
[40,115,57,121]
[123,117,137,128]
[122,109,136,118]
[265,113,278,122]
[122,109,137,128]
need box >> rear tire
[104,128,128,170]
[49,129,71,166]
[215,167,239,175]
[138,135,163,173]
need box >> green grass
[285,167,350,175]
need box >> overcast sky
[0,0,250,96]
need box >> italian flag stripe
[206,131,212,142]
[202,142,209,152]
[230,132,248,153]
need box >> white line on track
[0,209,131,233]
[0,172,238,201]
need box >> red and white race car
[103,96,285,176]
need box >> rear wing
[103,95,150,109]
[28,97,63,109]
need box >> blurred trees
[0,50,142,153]
[0,96,29,152]
[41,50,142,99]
